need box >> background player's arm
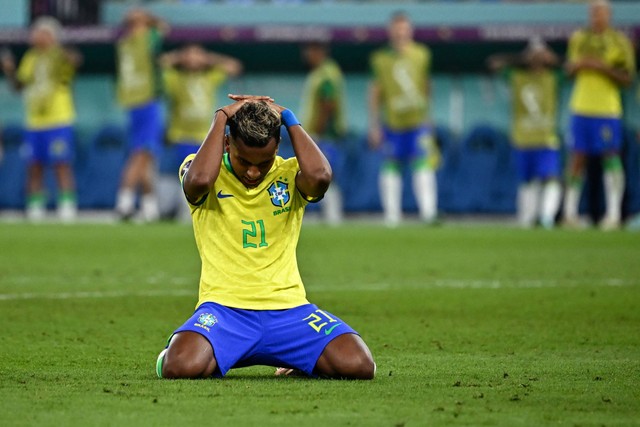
[271,102,332,199]
[368,81,383,148]
[567,57,633,87]
[203,51,243,78]
[0,48,23,91]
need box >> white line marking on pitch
[0,278,635,301]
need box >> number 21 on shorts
[304,309,342,334]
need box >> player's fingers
[274,367,294,376]
[228,94,274,102]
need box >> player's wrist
[215,108,229,121]
[281,109,301,128]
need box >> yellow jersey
[370,42,431,130]
[567,28,636,118]
[179,153,311,310]
[163,67,227,144]
[16,46,76,130]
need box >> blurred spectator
[1,17,82,222]
[368,12,438,227]
[31,0,100,26]
[563,0,635,230]
[300,42,346,225]
[488,37,562,229]
[114,8,169,222]
[159,43,242,220]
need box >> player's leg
[157,302,261,379]
[563,115,588,228]
[599,118,624,230]
[379,128,403,227]
[26,162,45,221]
[538,148,562,229]
[410,127,438,224]
[53,162,77,222]
[315,333,375,380]
[515,149,538,228]
[267,304,375,380]
[49,126,77,222]
[24,130,46,221]
[160,331,217,379]
[138,151,160,222]
[318,141,343,225]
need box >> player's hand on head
[221,94,276,118]
[227,94,274,103]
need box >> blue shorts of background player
[382,125,433,163]
[172,142,200,171]
[166,301,358,377]
[24,125,74,165]
[514,147,560,183]
[128,100,163,158]
[570,114,622,155]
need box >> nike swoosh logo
[324,323,342,335]
[217,190,234,199]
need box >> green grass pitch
[0,223,638,426]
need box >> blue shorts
[514,147,561,183]
[24,125,74,165]
[172,142,200,171]
[127,100,163,157]
[382,125,433,162]
[172,301,358,377]
[569,114,622,155]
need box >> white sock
[141,193,160,222]
[379,170,402,226]
[116,188,136,217]
[57,199,77,223]
[26,200,46,222]
[517,181,540,228]
[563,182,581,222]
[540,180,561,228]
[412,168,437,223]
[603,169,624,223]
[322,185,343,226]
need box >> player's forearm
[183,110,226,200]
[289,125,332,198]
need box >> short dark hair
[228,101,281,148]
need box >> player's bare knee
[342,351,375,380]
[162,354,214,379]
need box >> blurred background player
[114,8,169,222]
[488,38,562,229]
[563,0,636,230]
[159,44,242,221]
[368,12,438,227]
[300,42,346,225]
[1,17,81,222]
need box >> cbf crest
[267,180,290,208]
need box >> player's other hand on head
[222,94,276,118]
[0,48,15,74]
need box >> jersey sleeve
[16,52,34,85]
[162,68,178,95]
[566,31,582,64]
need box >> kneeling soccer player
[156,95,375,380]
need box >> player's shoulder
[609,28,633,45]
[179,153,197,181]
[275,155,300,173]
